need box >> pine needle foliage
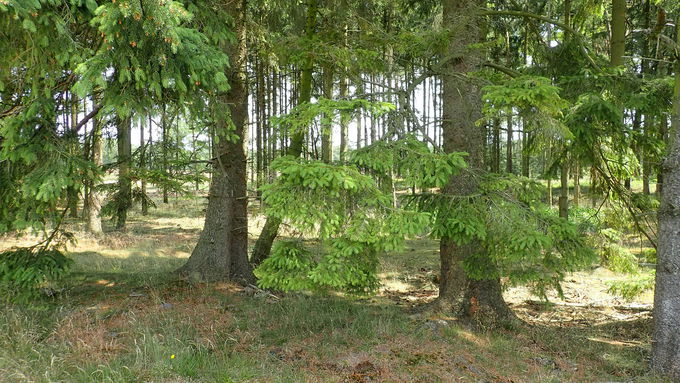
[0,247,72,303]
[254,155,433,293]
[256,136,595,300]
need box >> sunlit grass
[0,193,670,382]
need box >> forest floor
[0,194,667,383]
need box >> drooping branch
[482,9,601,71]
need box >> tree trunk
[643,115,653,195]
[321,65,333,163]
[115,115,132,230]
[506,115,513,173]
[491,118,500,172]
[658,115,668,195]
[162,106,169,204]
[256,54,265,194]
[140,115,148,216]
[356,77,363,149]
[339,21,349,162]
[651,20,680,379]
[436,0,515,326]
[610,0,626,68]
[67,93,80,218]
[339,74,349,162]
[251,0,318,266]
[559,163,569,219]
[178,0,253,283]
[573,162,580,207]
[87,112,103,235]
[521,120,530,177]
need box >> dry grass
[0,194,669,382]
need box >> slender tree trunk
[436,0,515,325]
[82,100,91,218]
[643,115,653,195]
[87,112,103,235]
[370,75,377,144]
[140,115,149,215]
[521,119,530,177]
[658,115,668,194]
[356,77,363,149]
[559,163,569,219]
[321,65,333,163]
[339,74,349,162]
[339,22,349,162]
[652,19,680,379]
[115,115,132,230]
[178,0,253,283]
[506,115,513,173]
[162,106,169,204]
[573,163,580,207]
[271,67,278,173]
[491,118,500,172]
[67,93,80,218]
[251,0,318,266]
[256,55,265,196]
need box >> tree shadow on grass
[65,250,187,303]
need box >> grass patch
[0,195,670,382]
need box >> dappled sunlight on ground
[0,196,667,382]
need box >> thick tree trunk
[652,22,680,378]
[87,113,103,235]
[115,115,132,230]
[610,0,626,68]
[435,0,515,326]
[178,0,253,283]
[251,0,318,266]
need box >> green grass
[0,273,669,382]
[0,191,670,382]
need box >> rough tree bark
[651,18,680,380]
[177,0,253,283]
[435,0,515,325]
